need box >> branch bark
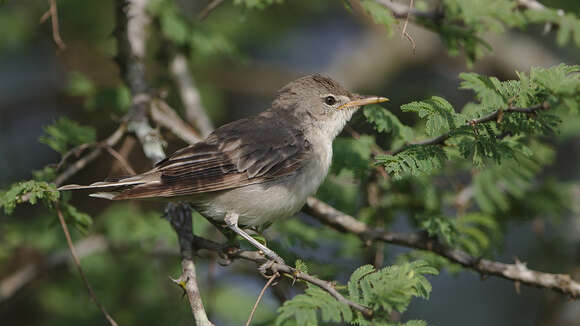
[114,1,213,324]
[191,237,374,317]
[169,51,214,138]
[304,197,580,298]
[165,203,215,326]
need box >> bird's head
[271,74,388,139]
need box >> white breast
[195,140,333,226]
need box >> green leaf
[39,117,96,155]
[401,96,459,136]
[0,181,59,215]
[360,0,396,35]
[419,216,460,246]
[364,105,414,141]
[377,146,447,179]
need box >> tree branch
[169,51,214,138]
[151,98,203,144]
[198,0,227,21]
[191,236,374,317]
[303,197,580,298]
[55,205,118,325]
[388,102,549,156]
[115,0,165,163]
[165,203,215,326]
[40,0,66,50]
[114,1,213,324]
[54,124,126,186]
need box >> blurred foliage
[38,117,96,155]
[1,0,580,325]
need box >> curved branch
[304,197,580,298]
[55,205,118,325]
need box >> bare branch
[169,51,215,138]
[191,237,374,317]
[151,99,203,145]
[55,205,118,325]
[115,0,165,163]
[245,273,279,326]
[40,0,66,50]
[388,102,549,156]
[165,203,215,326]
[54,124,126,186]
[304,197,580,298]
[114,2,214,323]
[198,0,227,21]
[103,145,136,174]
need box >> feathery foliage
[276,261,437,326]
[0,181,59,215]
[359,0,580,63]
[39,117,96,155]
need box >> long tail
[57,174,159,200]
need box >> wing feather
[108,114,311,200]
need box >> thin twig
[54,124,126,186]
[246,272,279,326]
[388,102,549,156]
[399,0,416,53]
[55,205,118,326]
[304,197,580,298]
[198,0,226,20]
[40,0,66,50]
[103,145,136,174]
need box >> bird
[59,74,388,264]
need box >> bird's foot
[218,243,240,266]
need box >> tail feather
[89,192,120,200]
[57,173,160,191]
[57,179,146,191]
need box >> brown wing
[112,114,311,199]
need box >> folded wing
[63,114,311,200]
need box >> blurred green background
[1,0,580,325]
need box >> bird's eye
[324,96,337,106]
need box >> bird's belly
[193,154,330,226]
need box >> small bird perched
[59,74,388,263]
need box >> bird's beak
[337,95,389,110]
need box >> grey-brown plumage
[59,74,388,263]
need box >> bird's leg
[224,212,285,265]
[206,217,239,247]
